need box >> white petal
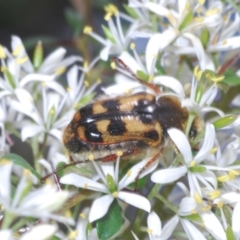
[60,173,108,193]
[232,201,240,239]
[201,211,226,240]
[196,170,217,190]
[20,224,57,240]
[188,173,202,198]
[49,129,62,141]
[100,46,111,61]
[179,197,197,215]
[0,230,12,240]
[21,125,44,141]
[146,29,178,73]
[118,191,151,212]
[151,166,187,184]
[218,192,240,204]
[181,219,207,240]
[147,212,162,236]
[89,195,114,222]
[20,74,55,87]
[183,33,215,71]
[67,65,78,90]
[45,81,66,96]
[153,76,185,97]
[160,215,179,239]
[168,128,192,164]
[218,145,237,167]
[208,36,240,52]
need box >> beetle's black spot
[85,124,103,142]
[108,119,126,135]
[138,114,154,124]
[80,104,93,118]
[102,100,119,111]
[65,138,89,153]
[144,130,159,141]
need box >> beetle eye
[189,127,197,139]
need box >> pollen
[83,26,93,34]
[194,192,203,204]
[147,228,153,234]
[12,44,23,57]
[23,169,31,177]
[194,65,203,81]
[112,191,118,198]
[149,75,154,82]
[104,4,118,16]
[80,212,86,219]
[194,17,204,22]
[217,201,223,209]
[198,0,205,5]
[229,170,239,180]
[0,45,6,59]
[68,230,78,239]
[116,150,123,156]
[16,56,28,64]
[201,205,211,211]
[130,42,135,50]
[217,175,229,182]
[50,108,55,115]
[88,154,94,161]
[65,210,72,218]
[55,66,66,75]
[209,190,221,199]
[84,183,89,189]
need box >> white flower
[60,156,158,222]
[151,123,216,197]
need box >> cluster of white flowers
[1,0,240,239]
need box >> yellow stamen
[84,80,89,87]
[80,212,86,219]
[190,160,196,167]
[12,44,23,57]
[217,175,230,182]
[83,61,88,70]
[205,8,220,16]
[50,108,55,115]
[221,40,227,45]
[229,170,239,180]
[84,183,89,189]
[66,86,72,92]
[41,81,46,86]
[65,210,72,218]
[194,17,204,22]
[191,209,197,214]
[0,45,6,59]
[127,170,132,177]
[1,66,7,72]
[23,169,31,177]
[88,154,94,161]
[83,26,93,34]
[104,4,118,16]
[130,42,135,50]
[194,192,203,204]
[111,61,116,69]
[209,147,217,154]
[198,0,206,5]
[116,150,123,156]
[209,190,221,200]
[209,75,225,83]
[217,201,223,208]
[148,75,154,82]
[16,56,28,64]
[201,205,211,211]
[68,230,78,239]
[104,13,112,21]
[147,228,153,234]
[55,66,66,75]
[97,78,102,84]
[0,159,11,165]
[112,191,118,198]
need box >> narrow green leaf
[106,174,117,193]
[33,41,43,71]
[200,28,210,49]
[123,4,139,19]
[102,25,116,44]
[182,213,202,222]
[189,165,206,173]
[136,70,149,82]
[1,154,41,179]
[226,226,234,240]
[96,200,122,240]
[213,115,238,129]
[195,85,203,103]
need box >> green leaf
[123,4,139,19]
[106,174,117,193]
[182,213,202,222]
[195,85,203,103]
[213,115,238,129]
[226,226,234,240]
[64,8,83,37]
[137,70,149,82]
[1,154,41,179]
[200,28,210,49]
[33,41,43,71]
[96,200,122,240]
[102,25,116,44]
[222,69,240,86]
[189,165,206,173]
